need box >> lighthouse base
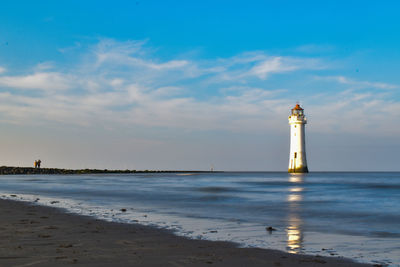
[288,166,309,173]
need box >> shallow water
[0,172,399,266]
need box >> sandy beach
[0,199,372,267]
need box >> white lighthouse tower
[288,103,308,173]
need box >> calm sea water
[0,172,399,266]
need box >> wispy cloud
[92,38,189,71]
[247,57,297,79]
[316,75,397,90]
[0,38,399,138]
[202,52,323,84]
[0,72,72,91]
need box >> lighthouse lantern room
[288,104,308,173]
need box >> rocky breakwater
[0,166,204,175]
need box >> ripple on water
[196,186,237,193]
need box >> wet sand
[0,199,371,267]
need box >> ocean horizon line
[0,166,399,175]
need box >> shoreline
[0,198,371,266]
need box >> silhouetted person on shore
[37,160,41,169]
[34,160,37,168]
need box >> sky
[0,1,400,171]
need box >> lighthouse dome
[291,104,304,116]
[293,104,303,110]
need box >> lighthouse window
[294,152,297,158]
[294,125,297,128]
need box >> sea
[0,172,399,266]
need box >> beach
[0,198,371,267]
[0,172,397,266]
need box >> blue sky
[0,1,399,170]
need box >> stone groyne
[0,166,207,175]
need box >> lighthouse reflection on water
[286,173,305,254]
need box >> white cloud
[206,53,323,82]
[0,38,399,139]
[109,78,124,88]
[0,72,72,91]
[92,38,189,71]
[247,57,298,79]
[318,76,397,90]
[0,66,6,74]
[34,62,55,71]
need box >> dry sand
[0,199,372,267]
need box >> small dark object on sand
[50,201,59,204]
[266,226,277,232]
[120,209,127,212]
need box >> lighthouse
[288,104,308,173]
